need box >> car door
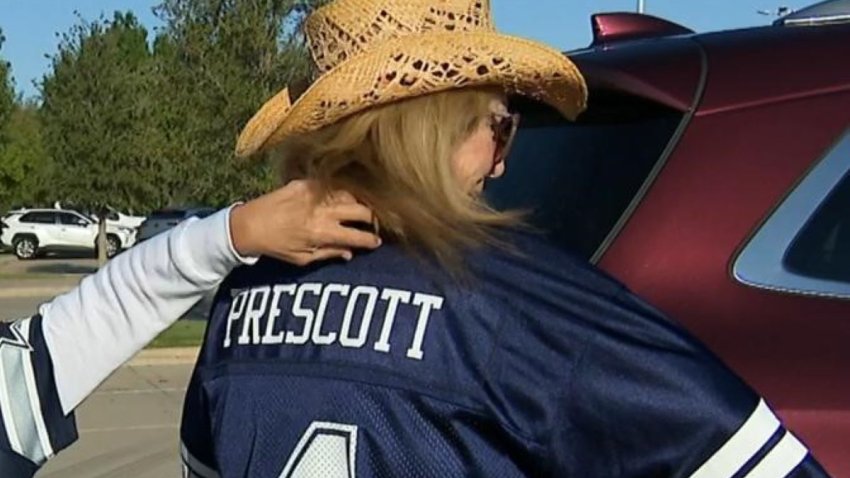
[19,212,59,247]
[139,209,187,241]
[57,212,96,249]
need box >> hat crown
[306,0,494,73]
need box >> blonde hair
[275,88,520,271]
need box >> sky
[0,0,817,99]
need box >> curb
[127,347,201,367]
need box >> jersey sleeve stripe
[183,463,201,478]
[689,399,780,478]
[181,442,220,478]
[0,317,76,467]
[742,431,808,478]
[1,344,47,463]
[0,348,24,457]
[18,320,54,459]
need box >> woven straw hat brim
[236,30,588,158]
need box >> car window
[20,212,57,224]
[734,129,850,299]
[149,210,187,221]
[192,209,215,219]
[485,92,683,260]
[783,172,850,283]
[58,213,88,226]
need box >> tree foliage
[0,29,17,147]
[0,102,52,211]
[150,0,327,205]
[5,0,327,218]
[0,30,52,212]
[40,12,161,213]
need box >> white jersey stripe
[19,320,55,459]
[183,464,206,478]
[2,345,46,464]
[689,399,780,478]
[181,442,220,478]
[0,346,23,455]
[744,431,808,478]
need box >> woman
[0,180,380,476]
[181,1,829,477]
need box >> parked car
[104,207,146,230]
[135,207,216,242]
[54,202,147,230]
[90,205,147,230]
[0,209,136,260]
[487,2,850,475]
[0,215,7,253]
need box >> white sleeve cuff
[224,203,260,266]
[172,205,259,286]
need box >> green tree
[40,12,161,263]
[0,102,53,212]
[0,29,51,214]
[32,1,326,263]
[151,0,327,205]
[0,29,17,148]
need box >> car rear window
[149,210,187,221]
[784,171,850,283]
[192,209,215,219]
[20,212,56,224]
[486,91,683,260]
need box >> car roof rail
[590,12,693,47]
[775,0,850,26]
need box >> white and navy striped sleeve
[553,289,830,477]
[688,399,821,478]
[0,316,75,476]
[0,206,256,475]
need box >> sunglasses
[490,113,520,163]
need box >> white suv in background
[0,209,136,260]
[54,202,147,231]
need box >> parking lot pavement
[0,255,90,308]
[0,254,98,277]
[0,295,55,319]
[0,276,83,320]
[0,254,15,267]
[38,364,193,478]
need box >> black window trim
[589,43,709,264]
[20,211,58,225]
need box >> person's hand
[229,180,381,265]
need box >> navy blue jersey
[180,231,829,478]
[0,316,77,477]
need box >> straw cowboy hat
[236,0,588,158]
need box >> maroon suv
[489,2,850,475]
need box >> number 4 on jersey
[280,422,358,478]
